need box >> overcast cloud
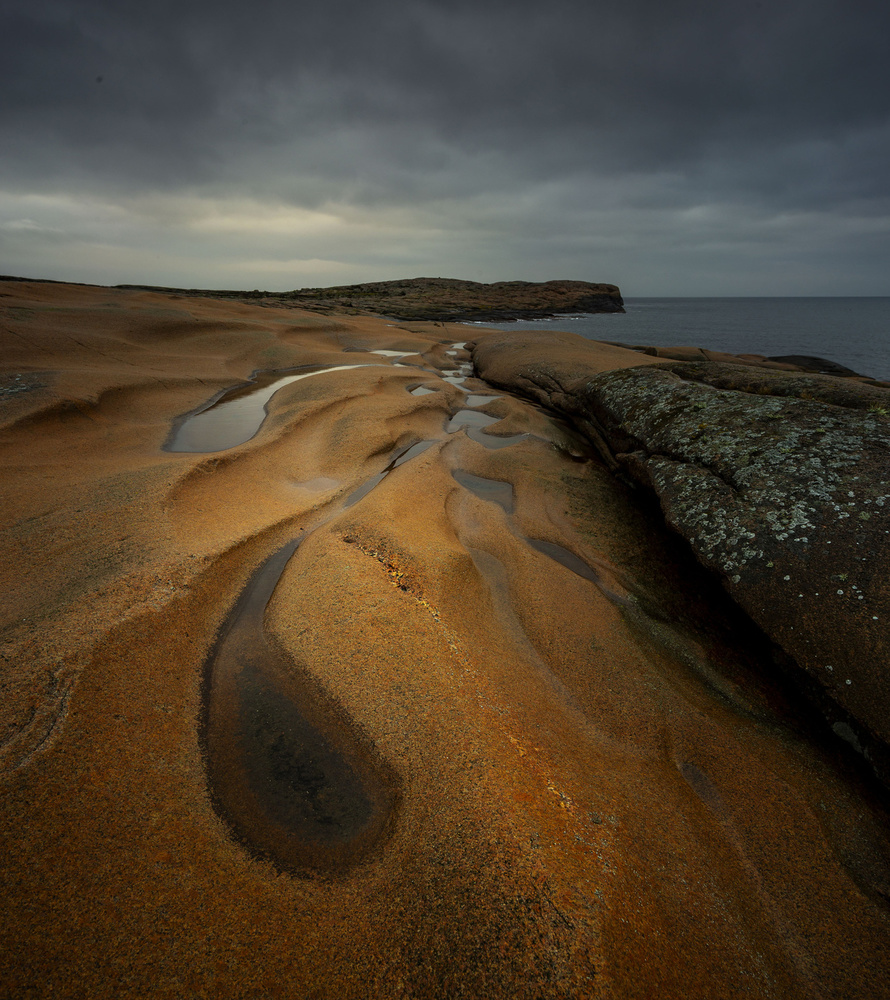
[2,0,889,294]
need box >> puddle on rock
[452,470,514,513]
[463,394,502,407]
[527,538,601,585]
[466,429,531,449]
[440,354,475,391]
[166,364,403,453]
[202,538,399,875]
[446,410,501,433]
[409,385,438,396]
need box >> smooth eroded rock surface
[1,284,889,998]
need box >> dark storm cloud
[2,0,889,290]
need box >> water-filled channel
[202,538,400,874]
[166,364,405,453]
[451,470,514,513]
[193,343,607,875]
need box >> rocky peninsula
[117,276,626,322]
[1,278,888,998]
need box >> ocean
[474,297,890,382]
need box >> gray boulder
[473,335,890,779]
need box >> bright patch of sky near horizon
[1,0,889,295]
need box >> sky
[2,0,889,296]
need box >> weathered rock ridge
[472,330,890,781]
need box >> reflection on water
[446,410,501,433]
[166,364,402,453]
[452,470,514,513]
[195,346,607,875]
[467,429,530,449]
[451,475,632,608]
[463,394,502,407]
[370,349,418,359]
[526,538,601,586]
[441,344,475,391]
[527,538,631,606]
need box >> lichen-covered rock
[650,359,890,409]
[586,364,890,751]
[473,335,890,779]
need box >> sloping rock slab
[473,336,890,780]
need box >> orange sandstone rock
[0,282,888,999]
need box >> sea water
[476,298,890,381]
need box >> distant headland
[113,276,626,322]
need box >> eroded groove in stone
[343,440,437,508]
[526,537,633,608]
[202,538,400,875]
[463,393,502,407]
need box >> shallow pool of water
[446,410,502,433]
[527,538,631,606]
[202,538,400,873]
[167,364,403,453]
[452,470,514,513]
